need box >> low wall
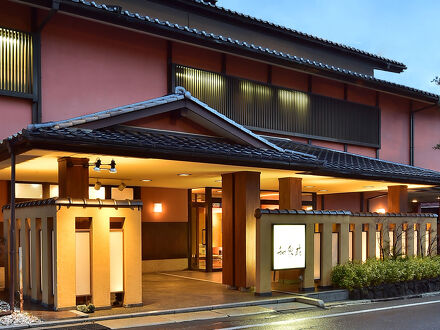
[254,209,438,296]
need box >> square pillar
[303,223,315,290]
[20,219,31,298]
[123,210,142,307]
[255,215,271,295]
[278,177,302,209]
[320,222,332,287]
[91,216,110,308]
[30,218,42,302]
[421,222,427,257]
[395,224,403,257]
[222,171,260,290]
[41,218,54,307]
[430,220,437,256]
[368,223,376,259]
[407,222,415,257]
[353,223,363,261]
[339,222,349,265]
[387,185,408,213]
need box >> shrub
[331,256,440,290]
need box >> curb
[1,295,314,329]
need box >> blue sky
[219,0,440,94]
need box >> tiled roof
[255,208,438,218]
[188,0,406,70]
[21,126,320,167]
[53,0,439,101]
[28,87,282,152]
[2,198,143,211]
[267,137,440,184]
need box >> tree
[433,76,440,85]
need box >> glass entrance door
[190,188,222,272]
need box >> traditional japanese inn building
[0,0,440,310]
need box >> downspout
[31,0,60,124]
[409,101,440,166]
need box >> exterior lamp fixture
[90,158,117,173]
[94,180,102,190]
[153,203,163,213]
[118,182,126,191]
[376,208,386,214]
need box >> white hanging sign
[272,224,306,270]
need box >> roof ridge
[190,0,405,68]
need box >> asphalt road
[148,295,440,330]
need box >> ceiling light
[215,179,222,183]
[177,173,191,176]
[118,182,126,191]
[363,186,374,188]
[141,179,152,182]
[304,185,315,188]
[376,208,386,214]
[109,159,117,173]
[412,199,418,203]
[318,189,328,192]
[94,180,102,190]
[93,159,101,172]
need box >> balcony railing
[173,64,380,147]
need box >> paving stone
[96,315,174,329]
[213,306,274,317]
[162,310,224,322]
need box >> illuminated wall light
[278,89,310,117]
[153,203,163,213]
[376,208,386,214]
[412,199,418,203]
[240,81,272,97]
[176,67,225,88]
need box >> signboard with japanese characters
[272,224,306,270]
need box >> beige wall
[4,204,142,310]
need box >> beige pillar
[19,219,30,298]
[255,214,272,295]
[54,211,75,310]
[278,177,302,209]
[30,218,42,302]
[91,215,110,308]
[368,223,376,259]
[421,222,427,257]
[395,224,403,257]
[303,223,315,290]
[387,185,408,213]
[430,220,437,256]
[339,222,349,265]
[123,210,142,307]
[41,217,54,307]
[382,222,390,258]
[407,222,415,257]
[320,222,332,287]
[221,171,260,290]
[353,223,363,261]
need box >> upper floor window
[173,64,380,147]
[0,27,33,95]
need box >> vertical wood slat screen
[0,27,33,94]
[174,64,380,147]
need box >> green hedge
[331,257,440,290]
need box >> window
[0,27,33,95]
[174,64,380,147]
[15,183,42,199]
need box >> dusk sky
[219,0,440,94]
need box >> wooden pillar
[278,177,302,209]
[20,219,30,298]
[339,222,349,264]
[387,185,408,213]
[368,222,376,259]
[353,223,363,261]
[320,222,332,287]
[222,171,260,290]
[42,183,50,199]
[58,157,89,199]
